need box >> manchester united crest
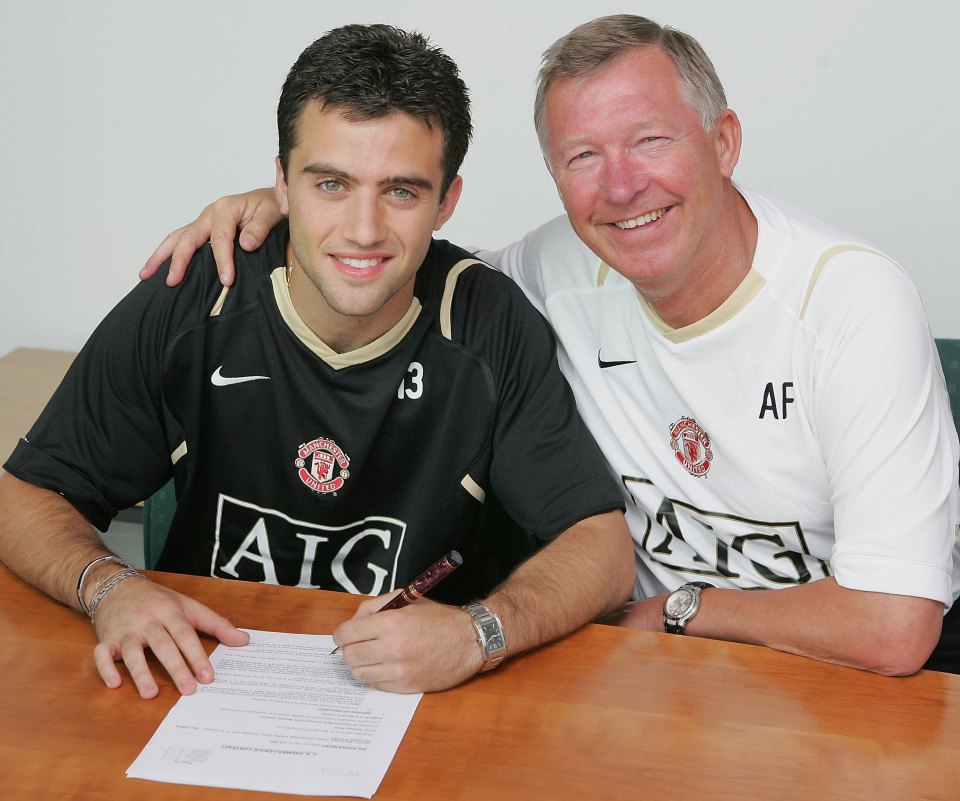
[295,436,351,494]
[669,417,713,477]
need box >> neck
[284,244,405,354]
[642,189,758,329]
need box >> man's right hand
[91,575,249,699]
[139,188,282,288]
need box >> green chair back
[935,338,960,488]
[936,339,960,439]
[143,479,176,569]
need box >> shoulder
[481,215,607,310]
[423,238,558,354]
[744,188,920,326]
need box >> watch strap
[462,601,507,672]
[663,581,713,634]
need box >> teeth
[340,256,385,269]
[614,208,667,229]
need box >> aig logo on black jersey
[211,494,406,594]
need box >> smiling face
[276,101,462,351]
[543,45,743,305]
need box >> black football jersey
[6,223,623,603]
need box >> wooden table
[1,566,960,800]
[4,347,960,799]
[0,347,76,460]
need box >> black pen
[331,550,463,655]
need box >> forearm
[484,509,634,655]
[630,577,943,676]
[0,472,115,610]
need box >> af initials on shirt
[211,494,406,594]
[759,381,795,419]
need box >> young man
[0,24,634,699]
[154,15,960,675]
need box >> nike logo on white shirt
[210,366,271,386]
[597,350,637,369]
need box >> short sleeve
[805,250,960,604]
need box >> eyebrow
[555,117,666,152]
[302,163,434,192]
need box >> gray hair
[534,15,727,155]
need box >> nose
[342,191,386,247]
[599,152,648,207]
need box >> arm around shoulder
[140,188,283,287]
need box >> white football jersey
[487,188,960,604]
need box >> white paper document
[127,629,422,798]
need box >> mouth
[613,207,669,230]
[338,256,387,270]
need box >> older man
[147,15,960,675]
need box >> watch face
[664,588,696,618]
[486,634,505,651]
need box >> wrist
[662,582,714,635]
[461,601,507,672]
[76,554,131,614]
[76,554,147,622]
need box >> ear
[433,175,463,231]
[713,109,742,179]
[275,156,290,216]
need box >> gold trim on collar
[638,269,767,343]
[270,267,421,369]
[597,262,612,287]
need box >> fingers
[91,582,248,698]
[139,224,216,288]
[208,230,237,287]
[332,602,481,693]
[92,639,125,690]
[355,590,404,618]
[236,191,282,251]
[139,188,280,287]
[182,595,250,648]
[140,229,183,281]
[239,218,271,252]
[207,191,279,285]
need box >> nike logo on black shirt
[210,366,271,386]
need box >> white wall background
[1,0,958,358]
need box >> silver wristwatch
[663,582,713,634]
[462,601,507,671]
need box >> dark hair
[278,24,472,198]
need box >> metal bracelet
[87,569,147,623]
[76,554,131,615]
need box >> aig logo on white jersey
[295,436,351,494]
[669,417,713,477]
